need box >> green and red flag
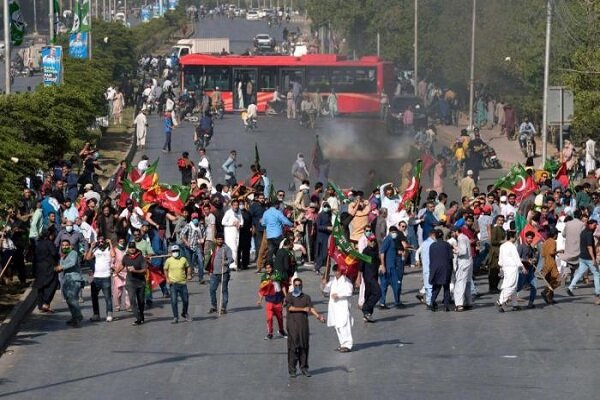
[117,179,142,208]
[399,159,423,211]
[157,184,191,214]
[494,164,537,200]
[555,162,569,189]
[126,161,141,182]
[516,213,544,245]
[134,159,159,190]
[328,180,349,203]
[331,216,371,264]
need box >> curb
[0,287,37,354]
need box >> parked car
[386,96,428,135]
[254,34,275,49]
[246,9,259,20]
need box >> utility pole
[376,32,380,57]
[467,0,476,132]
[34,0,39,34]
[414,0,418,96]
[3,0,10,94]
[50,0,55,42]
[541,0,552,165]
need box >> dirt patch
[97,107,135,186]
[0,282,27,322]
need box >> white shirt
[325,275,353,328]
[79,221,97,244]
[247,103,257,118]
[500,203,517,218]
[198,155,211,179]
[165,97,175,112]
[137,159,149,172]
[498,241,522,270]
[222,208,243,229]
[93,247,113,278]
[119,207,144,230]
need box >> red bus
[178,53,395,114]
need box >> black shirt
[359,246,380,282]
[580,229,595,260]
[123,252,146,284]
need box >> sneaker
[496,301,505,313]
[264,334,273,340]
[339,347,351,353]
[208,307,217,314]
[171,318,179,324]
[90,315,101,322]
[378,304,389,310]
[301,369,312,377]
[220,308,227,314]
[363,314,374,323]
[566,288,574,297]
[132,320,143,326]
[182,313,192,322]
[106,314,113,322]
[279,330,288,338]
[415,294,425,304]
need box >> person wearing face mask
[356,234,381,322]
[164,245,192,323]
[314,202,332,275]
[54,220,88,254]
[294,183,311,212]
[111,237,131,312]
[181,213,206,283]
[378,226,403,309]
[285,278,326,378]
[55,240,85,328]
[85,236,115,322]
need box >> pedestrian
[111,237,131,312]
[291,153,309,191]
[222,199,243,271]
[123,241,148,325]
[488,214,506,294]
[177,152,195,185]
[261,200,293,266]
[257,263,287,340]
[454,227,473,311]
[56,240,85,328]
[460,170,476,199]
[206,233,233,314]
[566,219,600,304]
[180,212,206,283]
[222,150,240,187]
[285,278,326,378]
[429,229,454,312]
[327,89,338,118]
[357,234,381,322]
[286,87,296,119]
[540,227,561,304]
[32,229,59,313]
[378,226,403,309]
[112,88,125,125]
[517,231,538,309]
[238,200,253,270]
[164,244,192,323]
[162,112,174,153]
[314,202,332,274]
[85,236,114,322]
[496,230,523,312]
[324,265,354,352]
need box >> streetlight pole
[467,0,476,132]
[34,0,39,34]
[49,0,55,42]
[414,0,418,96]
[3,0,10,94]
[541,0,552,165]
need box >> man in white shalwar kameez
[585,138,596,176]
[134,108,148,150]
[496,231,524,312]
[222,199,243,271]
[325,266,354,352]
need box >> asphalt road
[1,17,599,400]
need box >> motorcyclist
[211,87,224,113]
[518,116,536,155]
[243,103,258,129]
[195,111,214,148]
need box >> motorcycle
[245,116,257,131]
[481,143,502,169]
[519,133,535,158]
[194,125,213,149]
[212,102,224,120]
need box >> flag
[399,160,423,211]
[494,164,537,200]
[148,267,165,289]
[157,184,191,214]
[254,143,261,171]
[328,181,349,203]
[8,0,25,46]
[331,216,371,263]
[118,179,142,207]
[555,162,569,189]
[126,161,141,182]
[543,159,560,175]
[519,223,544,246]
[134,159,159,190]
[311,135,324,176]
[53,0,61,39]
[80,0,91,32]
[71,0,81,33]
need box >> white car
[246,9,259,20]
[254,34,275,49]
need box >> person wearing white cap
[164,244,192,323]
[459,170,475,199]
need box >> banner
[71,0,81,33]
[53,0,61,40]
[80,0,90,32]
[9,0,25,46]
[141,7,151,22]
[42,46,63,86]
[69,32,88,59]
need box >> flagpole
[3,0,10,94]
[89,6,92,60]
